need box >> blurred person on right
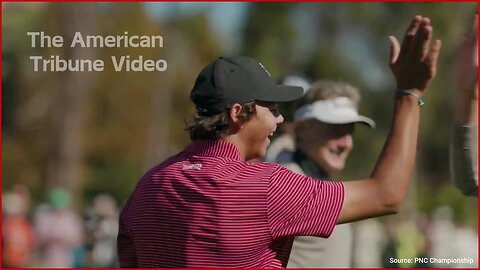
[281,80,375,268]
[450,14,478,197]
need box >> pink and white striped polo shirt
[118,140,344,268]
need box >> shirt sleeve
[266,165,345,239]
[449,124,478,197]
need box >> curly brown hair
[185,101,257,140]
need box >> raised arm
[450,14,478,196]
[453,14,478,126]
[338,15,442,223]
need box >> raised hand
[388,15,442,97]
[454,14,478,125]
[456,14,478,99]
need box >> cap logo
[196,106,208,114]
[259,62,271,77]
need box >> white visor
[293,97,375,128]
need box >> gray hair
[295,80,361,109]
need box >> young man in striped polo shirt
[118,15,441,268]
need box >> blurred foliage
[2,2,477,227]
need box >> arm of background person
[449,14,478,197]
[337,15,442,223]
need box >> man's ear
[228,103,244,129]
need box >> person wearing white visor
[294,96,375,127]
[284,80,375,268]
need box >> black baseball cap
[190,56,304,116]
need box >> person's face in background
[296,119,354,174]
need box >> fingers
[425,39,442,76]
[468,15,478,67]
[405,16,434,62]
[391,15,442,91]
[400,15,422,57]
[389,36,400,64]
[459,14,478,67]
[414,22,432,61]
[466,14,478,39]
